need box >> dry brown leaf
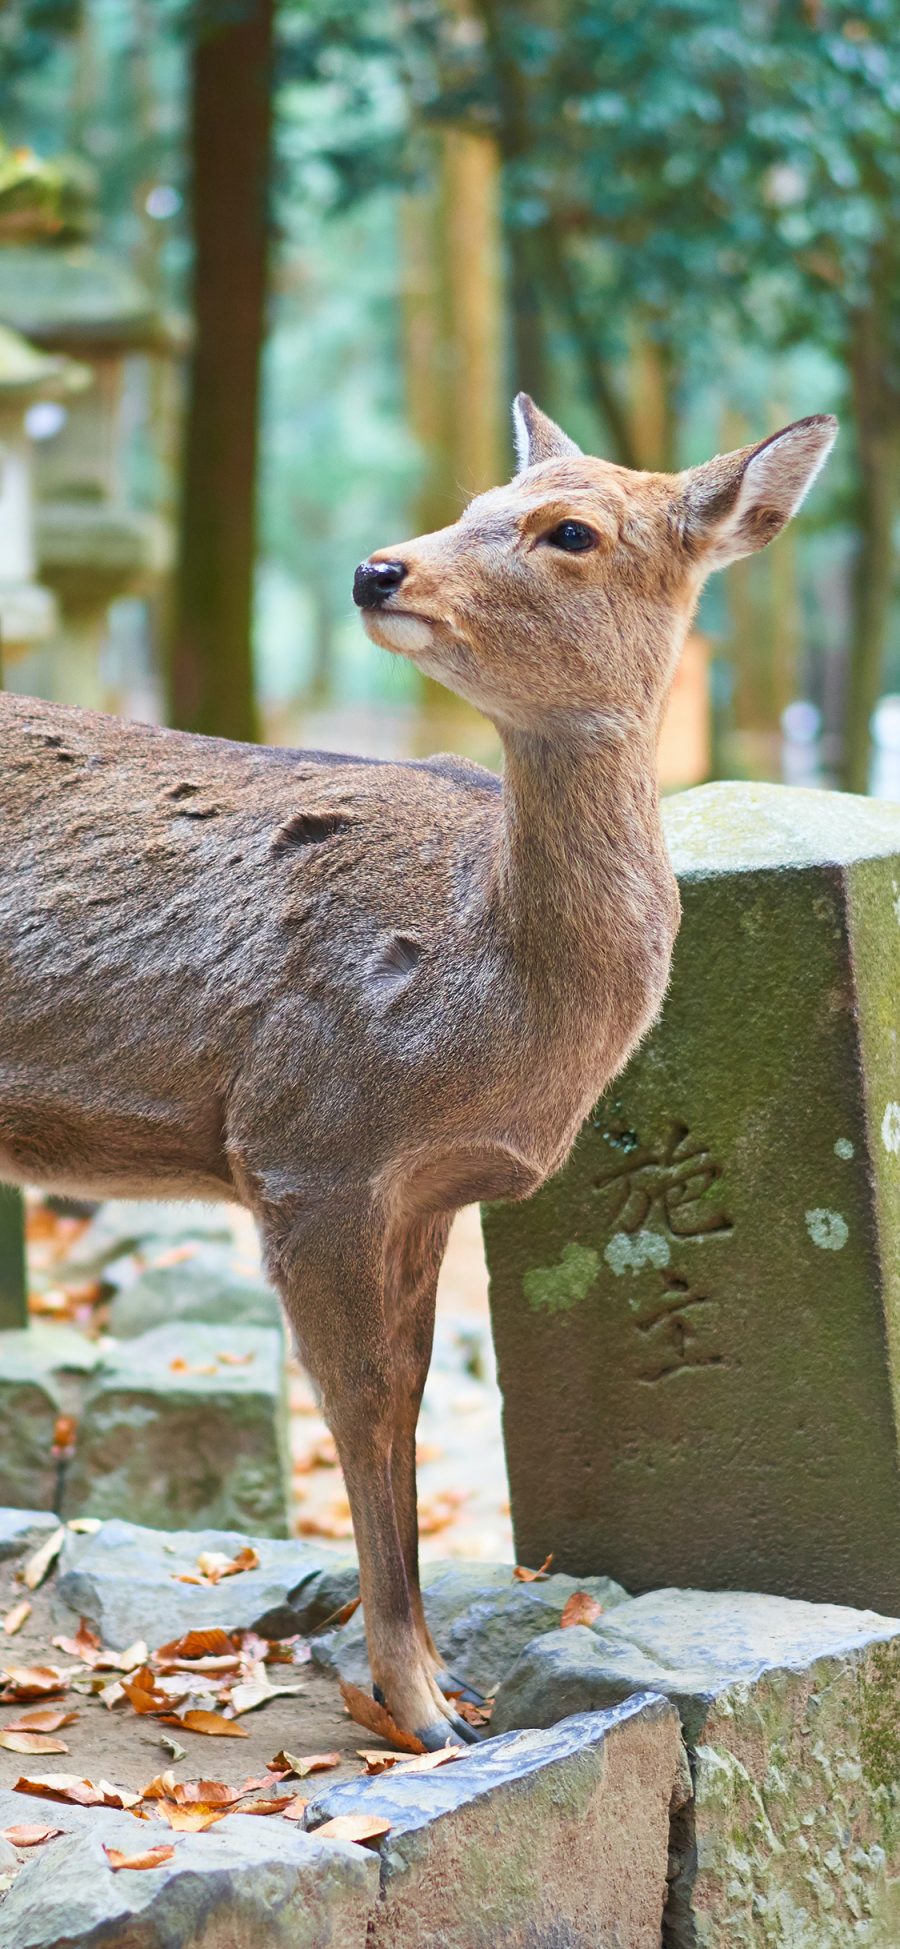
[227,1677,304,1717]
[391,1746,466,1775]
[314,1596,361,1632]
[154,1629,234,1662]
[194,1546,260,1585]
[281,1795,308,1822]
[3,1708,77,1734]
[104,1844,174,1872]
[454,1697,493,1728]
[513,1554,554,1583]
[2,1600,31,1637]
[268,1750,340,1780]
[560,1591,603,1629]
[51,1619,101,1663]
[0,1665,69,1702]
[142,1776,240,1808]
[339,1681,425,1755]
[153,1800,228,1832]
[1,1822,63,1847]
[357,1749,405,1775]
[216,1350,255,1366]
[236,1797,286,1816]
[99,1680,126,1710]
[20,1527,65,1591]
[0,1731,70,1755]
[170,1710,249,1738]
[13,1774,140,1809]
[122,1669,167,1715]
[314,1813,391,1846]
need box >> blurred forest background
[0,0,899,794]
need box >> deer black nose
[353,559,408,609]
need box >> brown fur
[0,395,836,1743]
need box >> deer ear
[512,393,582,472]
[682,414,838,569]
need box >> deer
[0,395,836,1746]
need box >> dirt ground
[0,1551,386,1809]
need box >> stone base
[0,1319,290,1538]
[492,1586,900,1947]
[308,1698,682,1949]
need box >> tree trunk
[166,0,274,742]
[0,644,27,1325]
[843,304,899,794]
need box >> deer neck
[492,714,678,1054]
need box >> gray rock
[106,1251,283,1340]
[0,1834,18,1871]
[308,1697,682,1949]
[0,1790,377,1949]
[64,1322,290,1537]
[312,1558,628,1694]
[0,1325,98,1511]
[59,1198,237,1280]
[54,1515,355,1649]
[492,1586,900,1948]
[0,1508,61,1562]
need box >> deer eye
[543,519,598,553]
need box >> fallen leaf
[51,1619,101,1663]
[20,1528,65,1591]
[104,1844,175,1871]
[195,1546,260,1585]
[391,1746,466,1775]
[268,1750,340,1780]
[97,1641,149,1674]
[99,1680,125,1710]
[513,1554,554,1583]
[66,1518,102,1535]
[150,1243,198,1268]
[339,1681,425,1755]
[1,1823,63,1847]
[3,1709,77,1734]
[153,1800,228,1832]
[455,1697,493,1728]
[122,1668,167,1715]
[142,1776,238,1807]
[0,1732,70,1755]
[13,1774,140,1809]
[315,1596,361,1632]
[0,1666,69,1702]
[170,1710,249,1738]
[155,1629,234,1662]
[357,1749,405,1775]
[216,1350,255,1366]
[236,1797,285,1815]
[314,1813,390,1846]
[228,1678,305,1717]
[2,1600,31,1637]
[560,1591,603,1629]
[281,1795,308,1821]
[159,1735,186,1762]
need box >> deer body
[0,397,836,1744]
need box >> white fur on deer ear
[681,413,838,568]
[512,393,582,473]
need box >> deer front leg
[266,1211,477,1749]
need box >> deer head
[354,395,837,737]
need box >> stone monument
[484,781,900,1615]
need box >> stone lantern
[0,321,86,680]
[0,244,178,710]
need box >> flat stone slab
[308,1697,682,1949]
[65,1322,290,1537]
[55,1515,357,1647]
[313,1558,629,1694]
[0,1325,98,1511]
[484,781,900,1616]
[0,1508,61,1562]
[0,1789,377,1949]
[57,1197,238,1281]
[492,1586,900,1947]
